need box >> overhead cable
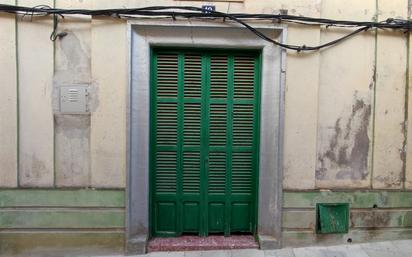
[0,4,410,51]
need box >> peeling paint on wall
[53,28,92,187]
[316,92,372,185]
[55,30,90,81]
[373,173,402,188]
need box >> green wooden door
[150,49,261,237]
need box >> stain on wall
[373,172,402,188]
[316,92,372,186]
[20,153,52,187]
[350,210,390,228]
[55,115,90,187]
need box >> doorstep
[147,235,259,252]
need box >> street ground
[101,240,412,257]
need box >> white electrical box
[59,86,88,114]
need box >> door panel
[183,202,200,232]
[208,202,225,232]
[231,202,251,231]
[151,49,260,237]
[156,202,177,233]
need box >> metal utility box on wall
[59,86,89,114]
[316,203,349,234]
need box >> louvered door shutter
[152,51,205,236]
[207,53,259,234]
[207,54,229,233]
[230,55,258,232]
[152,52,180,235]
[181,53,203,233]
[155,53,179,195]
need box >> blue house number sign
[202,5,216,13]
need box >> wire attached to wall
[50,13,67,41]
[0,4,411,51]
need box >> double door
[150,49,261,237]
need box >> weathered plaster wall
[54,0,92,187]
[0,0,17,187]
[1,0,412,253]
[315,0,376,189]
[282,2,320,190]
[373,1,408,189]
[0,0,410,190]
[17,0,54,187]
[282,191,412,247]
[90,17,127,188]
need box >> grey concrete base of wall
[126,235,148,255]
[258,235,281,250]
[126,19,286,254]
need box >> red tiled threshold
[147,235,259,252]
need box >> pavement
[120,240,412,257]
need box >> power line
[0,4,410,51]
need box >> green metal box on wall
[316,203,349,234]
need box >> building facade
[0,0,412,255]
